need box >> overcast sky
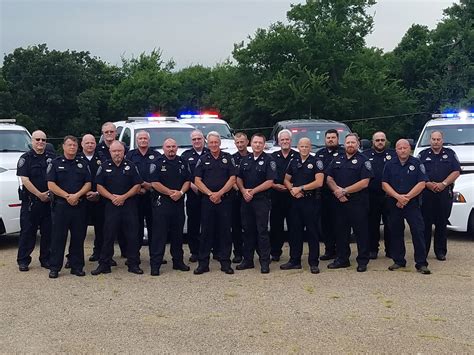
[1,0,457,69]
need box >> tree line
[0,0,472,144]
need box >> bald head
[81,134,96,155]
[395,139,411,162]
[31,130,47,154]
[110,141,125,165]
[163,138,178,159]
[297,137,312,158]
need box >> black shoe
[161,259,168,265]
[236,262,255,270]
[280,262,302,270]
[19,264,29,272]
[310,265,320,274]
[193,266,210,275]
[64,260,71,269]
[388,263,405,271]
[128,266,144,275]
[357,265,367,272]
[49,270,58,278]
[369,252,378,260]
[327,261,350,269]
[189,254,198,263]
[261,265,270,274]
[221,267,234,275]
[88,254,99,262]
[416,266,431,275]
[91,265,111,275]
[271,255,280,262]
[40,262,50,269]
[232,255,243,264]
[320,253,336,261]
[436,254,446,261]
[70,269,86,277]
[150,268,160,276]
[385,252,392,258]
[110,259,117,267]
[173,263,191,272]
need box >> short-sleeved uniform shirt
[315,146,346,192]
[95,142,129,162]
[238,152,277,190]
[417,148,461,184]
[382,156,428,196]
[77,152,103,191]
[46,155,92,194]
[95,159,143,196]
[363,148,396,195]
[181,147,209,176]
[194,151,237,192]
[126,148,161,182]
[17,149,56,195]
[271,149,298,185]
[286,155,325,188]
[149,156,190,197]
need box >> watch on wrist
[300,186,305,192]
[442,181,448,187]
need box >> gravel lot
[0,228,472,353]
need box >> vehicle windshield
[418,124,474,147]
[141,127,195,148]
[0,130,31,152]
[286,126,351,148]
[189,123,233,139]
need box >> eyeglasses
[192,138,203,141]
[34,138,46,142]
[375,139,386,142]
[103,130,115,134]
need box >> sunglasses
[192,138,203,141]
[375,139,386,142]
[103,130,115,134]
[34,138,46,142]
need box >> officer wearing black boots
[382,139,431,274]
[181,130,209,263]
[315,129,346,261]
[47,136,91,278]
[91,141,143,276]
[16,130,55,272]
[149,138,190,276]
[282,138,324,274]
[193,131,237,275]
[363,131,395,259]
[418,131,460,261]
[236,133,277,274]
[326,133,373,272]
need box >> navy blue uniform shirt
[417,148,461,184]
[96,142,129,162]
[382,156,428,195]
[363,148,396,194]
[238,152,277,189]
[232,151,250,170]
[286,155,325,188]
[77,152,103,191]
[95,159,143,195]
[194,151,237,192]
[181,147,209,176]
[326,151,374,189]
[315,146,346,191]
[46,156,92,194]
[17,149,56,194]
[149,156,190,190]
[271,149,298,185]
[126,147,161,182]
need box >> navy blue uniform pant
[137,192,153,247]
[388,199,428,268]
[17,199,52,266]
[289,196,321,266]
[241,195,271,266]
[333,196,370,266]
[185,191,202,257]
[270,190,291,258]
[150,200,185,269]
[421,189,451,257]
[320,191,338,255]
[368,193,391,256]
[49,200,87,272]
[87,200,105,257]
[231,191,243,258]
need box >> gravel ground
[0,229,472,354]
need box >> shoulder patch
[270,161,277,171]
[364,161,372,171]
[420,163,426,174]
[17,157,25,168]
[316,160,324,170]
[46,163,52,174]
[150,163,156,175]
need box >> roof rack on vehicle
[0,118,16,123]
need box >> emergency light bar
[179,114,219,119]
[127,116,179,122]
[0,118,16,123]
[432,111,473,119]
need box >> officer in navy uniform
[193,131,237,275]
[125,130,160,250]
[47,136,91,278]
[315,129,346,260]
[91,141,143,275]
[418,131,461,260]
[363,131,395,259]
[236,133,277,274]
[270,129,297,262]
[16,130,55,272]
[326,133,373,272]
[282,138,324,274]
[230,132,250,264]
[149,138,191,276]
[181,130,209,262]
[382,139,431,274]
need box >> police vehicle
[178,113,236,153]
[0,119,31,236]
[413,111,474,233]
[113,116,196,155]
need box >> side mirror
[360,139,371,150]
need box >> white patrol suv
[113,116,196,155]
[413,111,474,233]
[0,119,31,235]
[178,114,236,154]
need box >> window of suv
[418,124,474,147]
[189,123,233,139]
[142,127,195,149]
[0,130,31,152]
[121,127,131,147]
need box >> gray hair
[278,129,292,140]
[190,129,204,138]
[206,131,221,141]
[135,130,150,139]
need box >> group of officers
[16,121,461,278]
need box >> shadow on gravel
[447,231,473,242]
[0,234,19,250]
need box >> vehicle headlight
[0,166,8,173]
[453,192,466,203]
